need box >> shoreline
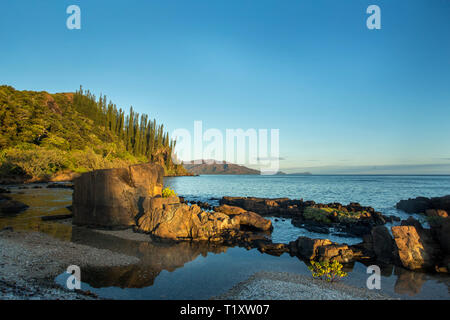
[214,271,395,300]
[0,229,139,299]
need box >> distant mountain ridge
[183,160,260,175]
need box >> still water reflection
[1,182,449,299]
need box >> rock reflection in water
[394,266,428,296]
[71,227,231,288]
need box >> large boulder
[72,163,164,228]
[391,225,440,270]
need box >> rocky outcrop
[73,164,274,244]
[219,196,387,237]
[287,218,450,272]
[396,195,450,214]
[136,200,272,241]
[72,163,164,228]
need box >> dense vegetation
[0,85,187,181]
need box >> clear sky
[1,0,449,174]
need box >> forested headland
[0,85,188,183]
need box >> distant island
[183,160,312,176]
[183,160,260,175]
[286,172,312,176]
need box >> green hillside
[0,85,187,182]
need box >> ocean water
[2,175,450,299]
[165,174,450,244]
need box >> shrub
[303,206,366,224]
[303,207,333,224]
[0,147,69,180]
[308,260,348,282]
[162,187,177,198]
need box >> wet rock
[41,214,73,221]
[0,199,29,214]
[72,163,164,228]
[47,183,74,189]
[291,219,330,234]
[221,196,387,237]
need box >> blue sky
[1,0,450,174]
